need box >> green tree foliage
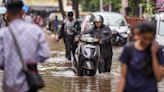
[127,0,156,16]
[80,0,99,11]
[80,0,121,12]
[80,0,155,16]
[112,0,121,12]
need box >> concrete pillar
[121,0,128,15]
[100,0,103,12]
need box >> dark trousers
[64,38,77,60]
[27,89,38,92]
[99,56,113,73]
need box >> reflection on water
[39,47,164,92]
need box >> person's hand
[99,39,103,44]
[55,35,60,42]
[56,38,60,42]
[75,37,79,42]
[151,41,159,55]
[75,35,81,42]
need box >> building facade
[24,0,73,12]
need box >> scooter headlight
[127,30,131,34]
[112,30,117,34]
[93,38,99,42]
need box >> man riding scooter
[83,15,113,73]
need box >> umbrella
[23,5,29,13]
[0,7,7,14]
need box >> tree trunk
[58,0,66,19]
[73,0,79,19]
[133,0,140,16]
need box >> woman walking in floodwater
[118,21,164,92]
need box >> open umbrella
[0,7,7,14]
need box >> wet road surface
[0,44,163,92]
[39,47,164,92]
[39,47,121,92]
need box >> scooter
[111,30,128,46]
[73,34,100,76]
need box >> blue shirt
[120,44,164,92]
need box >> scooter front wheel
[83,69,96,76]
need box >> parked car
[81,12,130,45]
[155,13,164,47]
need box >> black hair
[135,21,156,36]
[68,11,73,17]
[6,0,24,16]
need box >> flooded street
[0,32,163,92]
[40,47,121,92]
[38,44,164,92]
[0,0,163,91]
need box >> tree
[80,0,121,12]
[72,0,80,19]
[80,0,99,11]
[58,0,66,19]
[127,0,156,16]
[111,0,121,12]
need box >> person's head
[55,15,58,19]
[93,15,103,28]
[131,25,141,41]
[5,0,24,22]
[67,11,73,21]
[134,21,156,48]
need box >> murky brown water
[39,47,121,92]
[0,45,163,92]
[39,47,164,92]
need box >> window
[103,16,126,26]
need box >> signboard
[157,0,164,11]
[23,0,73,12]
[24,0,58,6]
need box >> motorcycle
[73,34,100,76]
[111,30,128,46]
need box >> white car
[82,12,129,32]
[81,12,130,45]
[155,13,164,46]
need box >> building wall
[24,0,73,11]
[24,0,58,6]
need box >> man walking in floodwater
[0,1,50,92]
[57,12,80,61]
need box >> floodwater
[40,47,121,92]
[39,47,164,92]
